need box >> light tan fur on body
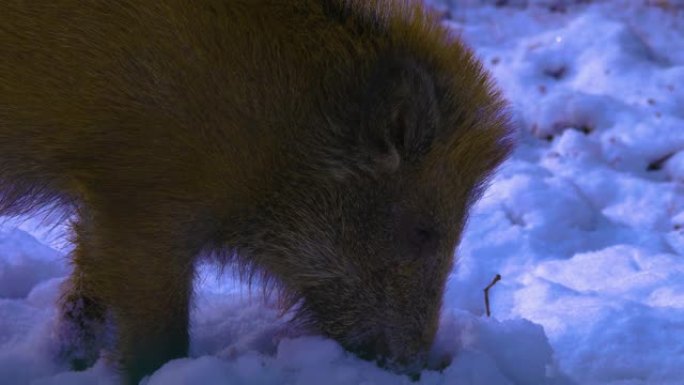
[0,1,513,383]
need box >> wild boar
[0,0,513,383]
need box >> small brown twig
[484,274,502,317]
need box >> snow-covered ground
[2,1,684,384]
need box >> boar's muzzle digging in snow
[0,0,513,383]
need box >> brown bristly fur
[0,0,514,383]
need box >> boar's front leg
[67,212,197,385]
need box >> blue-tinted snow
[1,1,683,384]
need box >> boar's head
[235,50,512,374]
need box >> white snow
[2,1,684,384]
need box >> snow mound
[0,228,67,299]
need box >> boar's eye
[396,210,440,259]
[407,226,439,259]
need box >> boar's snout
[349,321,434,377]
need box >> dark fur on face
[0,0,513,383]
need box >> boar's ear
[358,57,441,173]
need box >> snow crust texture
[1,1,683,384]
